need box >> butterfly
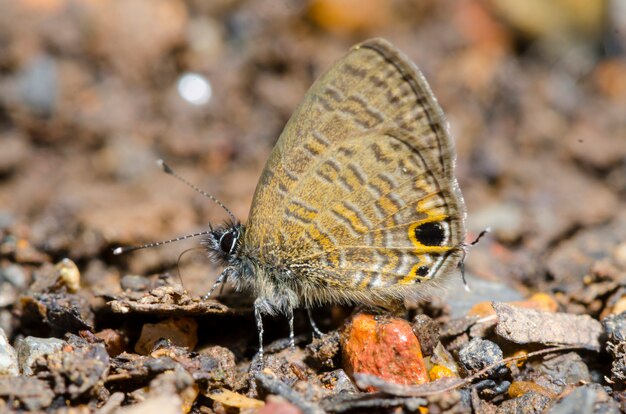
[116,38,466,358]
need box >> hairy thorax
[229,253,302,315]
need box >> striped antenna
[113,231,212,255]
[157,160,238,223]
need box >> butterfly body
[202,38,466,341]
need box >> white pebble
[177,72,212,106]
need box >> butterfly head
[203,221,244,265]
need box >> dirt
[0,0,625,412]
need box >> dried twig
[354,345,589,397]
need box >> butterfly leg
[254,297,265,359]
[285,307,295,350]
[307,308,323,337]
[248,299,266,397]
[203,268,231,300]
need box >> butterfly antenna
[460,228,490,292]
[112,231,212,255]
[157,159,238,223]
[175,246,205,289]
[469,228,490,246]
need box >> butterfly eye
[219,230,238,254]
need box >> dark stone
[603,312,626,343]
[193,345,236,388]
[34,339,110,400]
[603,312,626,383]
[474,379,511,400]
[412,314,440,356]
[538,353,591,392]
[306,330,340,369]
[319,369,357,394]
[120,275,151,292]
[458,337,508,378]
[18,293,95,337]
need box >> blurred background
[0,0,625,309]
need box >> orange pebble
[467,293,558,317]
[506,349,529,369]
[508,381,556,399]
[467,301,495,317]
[525,293,558,312]
[342,313,429,391]
[429,364,456,381]
[17,239,30,250]
[308,0,391,34]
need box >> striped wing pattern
[243,38,465,305]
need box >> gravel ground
[0,0,625,412]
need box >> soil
[0,0,625,413]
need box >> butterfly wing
[243,38,465,306]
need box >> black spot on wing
[414,222,445,246]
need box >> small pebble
[412,314,441,356]
[0,328,18,376]
[0,264,27,289]
[602,290,626,318]
[429,364,456,380]
[177,72,212,106]
[603,311,626,343]
[95,329,127,356]
[319,369,357,394]
[430,342,461,377]
[0,311,12,338]
[308,0,392,34]
[537,352,591,393]
[458,337,508,378]
[341,313,429,391]
[195,345,236,388]
[0,282,17,308]
[496,391,552,414]
[0,264,27,307]
[18,53,58,116]
[474,378,511,400]
[306,330,340,369]
[54,258,80,293]
[468,293,559,317]
[120,274,151,292]
[135,317,198,355]
[16,336,65,375]
[508,381,556,399]
[547,383,620,414]
[602,312,626,383]
[494,302,603,350]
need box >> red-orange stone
[341,313,429,391]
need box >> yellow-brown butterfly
[115,38,466,358]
